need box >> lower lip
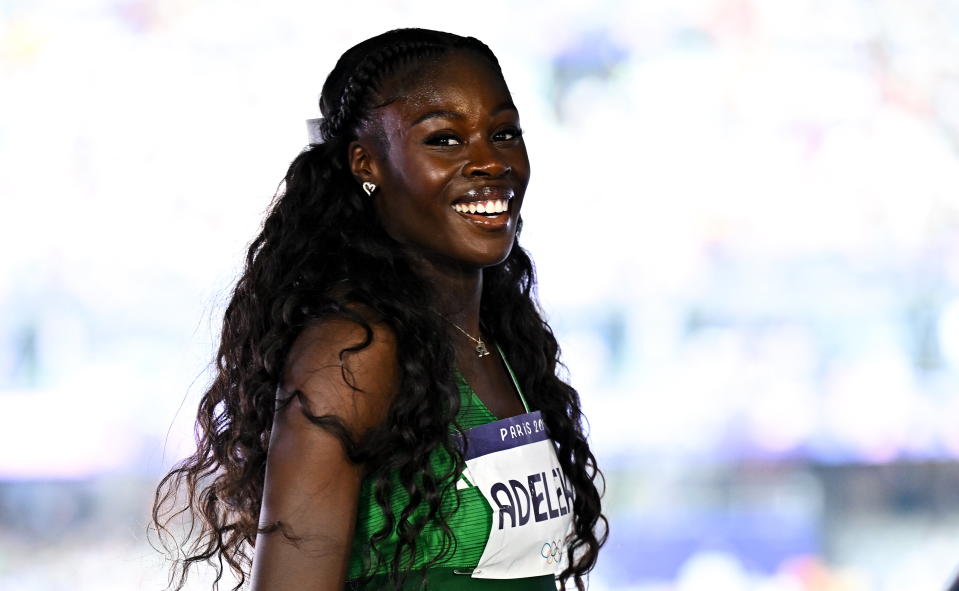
[452,207,512,229]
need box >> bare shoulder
[281,311,398,436]
[250,313,397,589]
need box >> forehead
[372,51,514,126]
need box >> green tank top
[345,366,555,590]
[346,375,496,577]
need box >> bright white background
[2,1,959,589]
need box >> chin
[461,239,516,268]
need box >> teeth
[451,199,511,215]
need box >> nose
[463,140,511,178]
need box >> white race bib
[459,411,574,579]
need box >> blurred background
[2,0,959,589]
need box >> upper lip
[451,185,515,205]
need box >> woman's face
[354,51,530,269]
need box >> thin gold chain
[442,317,491,358]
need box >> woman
[153,28,606,591]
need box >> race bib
[459,411,574,579]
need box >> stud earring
[362,182,377,197]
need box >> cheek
[390,154,456,204]
[516,149,531,183]
[376,154,457,242]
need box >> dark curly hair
[152,28,607,591]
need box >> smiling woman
[152,28,606,591]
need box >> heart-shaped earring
[362,182,377,197]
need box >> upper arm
[250,315,397,591]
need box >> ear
[348,140,382,187]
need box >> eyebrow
[411,110,465,127]
[409,101,518,127]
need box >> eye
[493,126,523,142]
[424,132,462,146]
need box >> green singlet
[344,372,557,590]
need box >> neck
[411,254,484,336]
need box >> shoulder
[280,310,398,436]
[253,312,395,588]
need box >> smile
[451,199,510,216]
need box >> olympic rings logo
[540,539,564,565]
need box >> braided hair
[151,28,607,591]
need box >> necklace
[445,319,490,358]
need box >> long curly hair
[152,28,607,591]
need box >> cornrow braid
[319,41,439,142]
